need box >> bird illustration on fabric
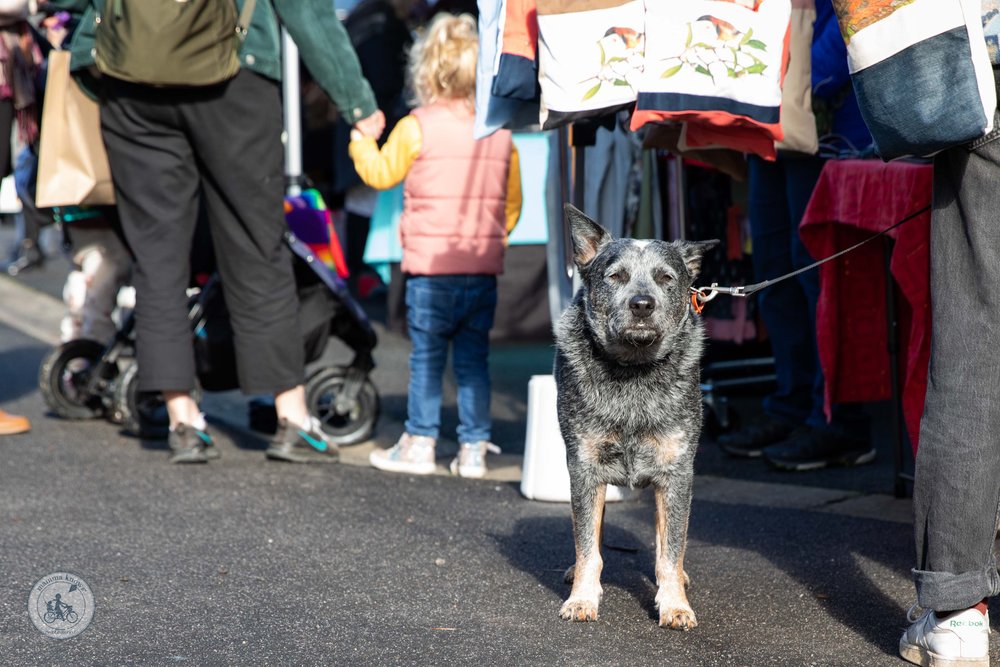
[580,25,645,101]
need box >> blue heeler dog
[555,204,718,630]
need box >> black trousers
[101,70,304,394]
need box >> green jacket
[46,0,377,124]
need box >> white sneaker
[449,441,501,479]
[369,433,436,474]
[899,605,989,667]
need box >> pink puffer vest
[402,101,513,275]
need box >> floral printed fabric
[536,0,645,129]
[631,0,792,160]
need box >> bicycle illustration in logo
[43,594,79,624]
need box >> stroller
[38,189,380,445]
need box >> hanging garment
[475,0,540,138]
[536,0,645,130]
[492,0,540,101]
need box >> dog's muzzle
[623,295,662,345]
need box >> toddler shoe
[450,441,501,479]
[369,433,436,475]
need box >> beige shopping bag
[36,50,115,207]
[775,0,818,154]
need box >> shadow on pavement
[0,344,47,403]
[489,515,659,620]
[681,499,913,657]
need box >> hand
[354,110,385,140]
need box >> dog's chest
[563,370,699,487]
[576,429,691,487]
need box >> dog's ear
[564,203,612,269]
[677,239,720,279]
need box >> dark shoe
[168,424,218,464]
[762,428,875,471]
[265,418,339,463]
[717,414,800,458]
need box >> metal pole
[281,28,302,197]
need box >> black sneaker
[265,418,339,463]
[169,424,218,464]
[762,427,875,471]
[716,415,800,458]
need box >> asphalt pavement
[0,228,993,667]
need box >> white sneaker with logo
[449,441,501,479]
[899,605,989,667]
[369,433,436,475]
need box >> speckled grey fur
[554,204,718,629]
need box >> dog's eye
[606,270,630,283]
[654,271,674,285]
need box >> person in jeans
[717,0,875,470]
[348,13,522,478]
[896,75,1000,667]
[71,0,386,463]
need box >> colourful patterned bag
[832,0,995,159]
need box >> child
[349,12,521,478]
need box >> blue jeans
[405,275,497,443]
[912,101,1000,611]
[747,154,867,436]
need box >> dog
[554,204,718,630]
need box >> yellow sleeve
[505,145,522,235]
[348,115,422,190]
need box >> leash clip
[690,283,747,315]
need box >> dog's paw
[658,605,697,631]
[560,598,599,622]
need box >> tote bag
[630,0,792,159]
[775,0,818,154]
[833,0,995,159]
[536,0,645,129]
[36,51,116,208]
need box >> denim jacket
[46,0,377,124]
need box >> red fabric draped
[798,159,932,452]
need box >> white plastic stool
[520,375,634,502]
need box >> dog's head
[565,204,719,365]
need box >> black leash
[690,204,932,311]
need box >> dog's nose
[629,295,655,318]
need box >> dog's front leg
[560,481,607,622]
[654,479,696,630]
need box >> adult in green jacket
[44,0,381,128]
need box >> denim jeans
[405,275,497,443]
[912,107,1000,611]
[747,155,867,436]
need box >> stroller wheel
[38,339,112,419]
[305,367,379,446]
[113,362,170,439]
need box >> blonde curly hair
[408,13,478,107]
